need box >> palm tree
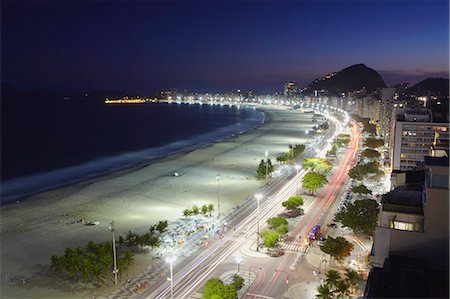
[325,269,340,288]
[192,205,200,216]
[183,208,192,218]
[334,280,350,298]
[207,204,214,217]
[156,220,168,234]
[201,204,208,216]
[344,268,360,294]
[316,283,334,299]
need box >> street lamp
[166,256,176,299]
[216,174,221,216]
[255,193,263,251]
[275,269,289,293]
[264,151,269,180]
[294,164,301,195]
[235,256,243,273]
[109,221,118,285]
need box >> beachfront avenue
[122,105,360,299]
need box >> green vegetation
[203,277,237,299]
[315,268,361,299]
[276,144,306,163]
[118,230,161,251]
[50,241,134,286]
[183,204,214,218]
[201,204,208,216]
[361,148,381,159]
[231,274,245,290]
[267,216,289,235]
[282,196,304,210]
[302,172,328,194]
[351,184,372,195]
[332,134,351,148]
[256,159,274,179]
[207,203,214,217]
[359,118,377,136]
[326,145,337,158]
[319,236,354,261]
[303,158,332,174]
[348,161,381,181]
[364,137,384,148]
[335,198,380,235]
[259,229,280,249]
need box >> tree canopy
[319,236,354,261]
[351,184,372,195]
[364,137,384,148]
[348,161,381,181]
[259,229,280,249]
[282,196,304,210]
[267,216,289,235]
[361,148,381,159]
[332,134,351,148]
[302,172,328,194]
[50,241,134,286]
[303,158,332,174]
[335,198,379,235]
[203,278,237,299]
[256,159,274,179]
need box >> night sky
[1,0,449,94]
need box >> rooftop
[381,187,423,215]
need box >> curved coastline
[0,107,317,299]
[0,105,265,204]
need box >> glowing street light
[109,221,118,285]
[166,256,176,299]
[255,193,263,251]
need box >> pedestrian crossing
[281,243,302,252]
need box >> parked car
[318,236,327,246]
[327,223,337,228]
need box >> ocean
[0,99,263,203]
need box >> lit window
[400,153,407,158]
[391,221,416,231]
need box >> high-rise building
[371,155,449,269]
[391,108,449,171]
[284,81,298,99]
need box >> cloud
[378,69,449,85]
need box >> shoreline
[0,105,265,205]
[0,106,315,299]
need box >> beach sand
[0,107,316,298]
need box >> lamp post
[216,174,221,216]
[275,269,289,294]
[235,256,243,273]
[166,256,176,299]
[264,151,269,180]
[255,193,263,251]
[294,164,301,195]
[109,221,118,285]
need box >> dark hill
[407,78,449,97]
[303,64,386,95]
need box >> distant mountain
[407,78,449,97]
[302,64,386,95]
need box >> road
[244,121,360,299]
[140,110,354,299]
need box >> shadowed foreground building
[366,155,449,298]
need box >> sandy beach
[0,106,316,298]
